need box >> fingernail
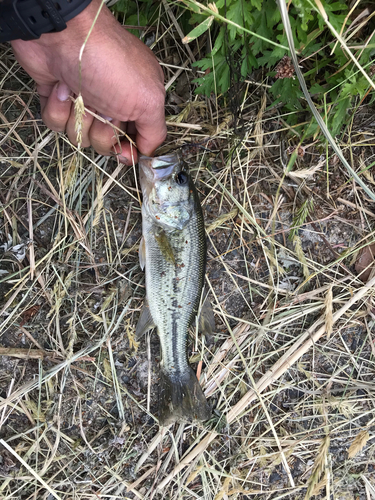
[99,113,113,122]
[56,82,72,102]
[114,152,129,164]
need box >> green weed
[179,0,375,138]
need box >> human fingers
[134,99,167,156]
[86,117,137,164]
[39,82,73,133]
[112,136,138,165]
[89,117,126,157]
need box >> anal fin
[135,300,155,339]
[198,297,215,336]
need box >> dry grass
[1,3,375,500]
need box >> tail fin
[159,368,211,425]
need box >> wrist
[60,0,107,39]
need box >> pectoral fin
[139,236,146,270]
[135,301,156,339]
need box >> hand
[11,0,166,164]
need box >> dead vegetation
[1,3,375,499]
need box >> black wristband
[0,0,93,42]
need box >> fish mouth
[139,154,180,180]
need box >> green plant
[111,0,159,36]
[181,0,375,136]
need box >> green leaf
[193,71,216,96]
[225,0,254,41]
[250,0,262,9]
[112,0,131,14]
[183,16,215,43]
[216,0,232,8]
[211,27,225,56]
[270,78,304,115]
[330,96,351,136]
[218,63,231,92]
[292,0,314,31]
[125,13,148,36]
[241,47,258,76]
[193,52,228,95]
[309,83,327,94]
[342,74,369,100]
[250,10,272,54]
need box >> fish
[136,153,213,425]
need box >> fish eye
[175,171,188,185]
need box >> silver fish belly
[137,153,211,425]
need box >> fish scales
[143,190,204,374]
[137,153,211,425]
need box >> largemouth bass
[136,153,212,425]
